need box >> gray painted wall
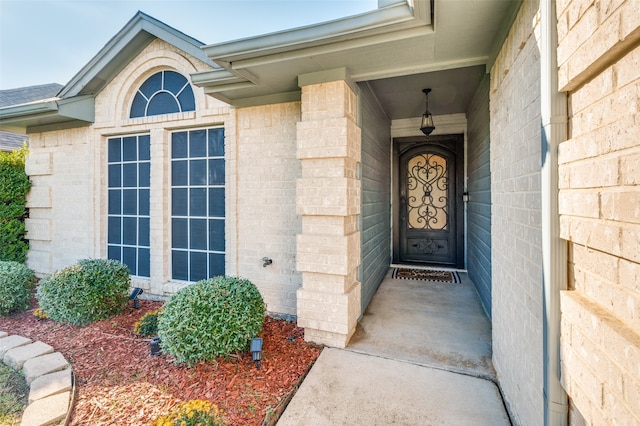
[358,83,391,311]
[466,74,492,317]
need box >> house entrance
[394,135,464,268]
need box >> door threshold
[391,263,468,273]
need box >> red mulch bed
[0,298,322,425]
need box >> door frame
[392,134,465,268]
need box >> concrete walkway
[0,330,73,426]
[278,268,511,425]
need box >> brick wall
[26,128,94,273]
[557,0,640,422]
[234,103,302,315]
[490,0,544,424]
[296,78,362,348]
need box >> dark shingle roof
[0,131,27,151]
[0,83,63,108]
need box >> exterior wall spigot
[262,257,272,267]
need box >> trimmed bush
[158,276,265,364]
[36,259,130,326]
[0,261,36,316]
[0,146,31,263]
[134,309,162,337]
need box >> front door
[398,136,463,267]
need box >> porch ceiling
[194,0,520,120]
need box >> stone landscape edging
[0,330,75,426]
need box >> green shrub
[0,146,31,263]
[158,276,265,364]
[0,261,36,316]
[134,309,162,336]
[36,259,130,326]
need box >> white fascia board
[0,96,94,132]
[202,2,420,63]
[191,69,248,86]
[0,100,59,120]
[232,24,432,70]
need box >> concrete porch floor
[278,268,511,425]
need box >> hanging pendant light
[420,88,435,136]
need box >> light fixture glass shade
[420,88,435,135]
[420,112,435,135]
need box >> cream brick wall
[490,0,544,424]
[557,0,640,422]
[232,102,302,315]
[26,127,95,274]
[296,79,362,348]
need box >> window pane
[108,164,121,188]
[138,249,151,277]
[190,188,206,217]
[172,218,188,249]
[123,136,137,161]
[172,132,188,159]
[189,130,206,158]
[108,190,121,215]
[164,71,186,92]
[171,160,188,186]
[138,248,150,278]
[138,135,150,161]
[107,245,121,262]
[108,138,121,162]
[147,92,180,116]
[122,247,137,275]
[139,163,150,187]
[138,218,150,247]
[177,85,195,112]
[209,219,225,252]
[190,160,206,185]
[190,219,207,250]
[208,159,225,186]
[170,127,225,283]
[172,188,188,216]
[139,189,150,216]
[140,72,162,98]
[108,217,121,244]
[209,253,225,277]
[190,252,207,282]
[208,188,225,217]
[106,134,152,279]
[130,93,146,118]
[208,129,224,157]
[123,189,137,215]
[172,250,188,281]
[123,217,137,245]
[123,163,137,187]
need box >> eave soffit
[192,0,431,105]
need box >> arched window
[130,70,195,118]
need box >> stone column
[296,69,361,348]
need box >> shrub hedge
[36,259,130,326]
[0,146,31,263]
[0,261,36,316]
[158,276,265,364]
